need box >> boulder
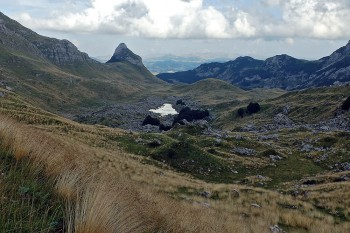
[274,113,294,127]
[270,225,286,233]
[199,191,211,198]
[233,147,257,156]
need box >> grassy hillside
[0,12,164,115]
[0,46,163,114]
[216,85,350,129]
[144,78,285,107]
[1,85,350,232]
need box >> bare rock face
[32,39,93,65]
[0,12,95,66]
[106,43,144,67]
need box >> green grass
[113,131,237,182]
[0,149,65,233]
[260,153,323,188]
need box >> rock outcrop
[0,12,96,66]
[106,43,144,67]
[32,39,93,65]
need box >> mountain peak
[107,43,144,67]
[114,43,128,54]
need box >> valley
[0,11,350,233]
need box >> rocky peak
[106,43,144,67]
[322,40,350,67]
[114,43,128,53]
[264,54,297,69]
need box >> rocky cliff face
[0,12,95,66]
[32,39,93,65]
[157,41,350,90]
[106,43,144,67]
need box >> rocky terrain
[74,96,207,132]
[157,41,350,90]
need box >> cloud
[13,0,350,40]
[15,0,256,38]
[260,0,350,39]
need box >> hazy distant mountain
[157,41,350,90]
[144,55,229,74]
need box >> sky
[1,0,350,61]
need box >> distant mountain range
[157,41,350,90]
[143,55,229,74]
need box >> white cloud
[15,0,256,38]
[261,0,350,39]
[285,38,294,45]
[13,0,350,40]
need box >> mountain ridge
[0,12,162,114]
[157,41,350,90]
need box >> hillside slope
[157,42,350,90]
[0,12,162,114]
[1,83,350,233]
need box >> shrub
[341,96,350,111]
[246,102,260,114]
[172,107,209,125]
[176,99,186,105]
[142,115,160,126]
[237,108,245,118]
[159,124,172,131]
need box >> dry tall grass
[1,111,350,233]
[0,115,225,232]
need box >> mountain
[143,55,229,74]
[106,43,144,67]
[0,12,95,66]
[157,41,350,90]
[0,12,162,114]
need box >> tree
[172,107,209,125]
[142,115,160,126]
[159,124,172,131]
[176,99,186,105]
[341,96,350,111]
[246,102,260,114]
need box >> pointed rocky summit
[106,43,144,67]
